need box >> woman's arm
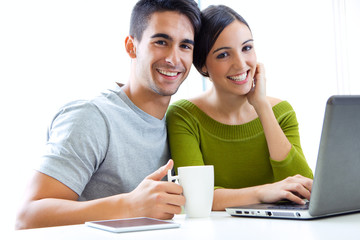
[247,64,313,180]
[247,63,292,161]
[213,175,313,211]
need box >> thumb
[146,159,174,181]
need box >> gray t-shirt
[37,84,170,201]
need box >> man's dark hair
[130,0,201,42]
[193,5,251,77]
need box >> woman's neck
[191,87,258,125]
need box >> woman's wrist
[253,98,271,117]
[253,184,266,204]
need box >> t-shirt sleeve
[36,100,109,196]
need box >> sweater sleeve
[166,102,204,174]
[270,102,313,181]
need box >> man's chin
[151,84,181,97]
[153,88,178,97]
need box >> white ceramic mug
[168,165,214,218]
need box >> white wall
[334,0,360,94]
[0,0,359,231]
[0,0,134,231]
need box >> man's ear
[125,35,136,58]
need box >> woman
[166,5,313,211]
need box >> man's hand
[125,160,185,219]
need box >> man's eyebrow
[182,39,195,46]
[212,39,254,54]
[151,33,172,40]
[151,33,194,46]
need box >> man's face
[133,11,195,96]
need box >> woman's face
[203,20,257,96]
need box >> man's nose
[165,47,180,66]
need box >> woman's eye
[243,45,252,52]
[216,52,229,59]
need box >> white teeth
[229,72,247,81]
[158,69,178,77]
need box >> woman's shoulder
[187,93,207,105]
[267,96,295,114]
[168,94,208,113]
[169,98,196,110]
[167,98,202,117]
[267,96,283,107]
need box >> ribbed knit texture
[166,99,313,189]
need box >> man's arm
[15,160,184,229]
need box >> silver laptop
[226,95,360,219]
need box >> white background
[1,0,359,231]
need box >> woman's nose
[233,53,247,69]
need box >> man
[16,0,201,229]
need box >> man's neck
[120,82,171,120]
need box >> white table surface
[11,211,360,240]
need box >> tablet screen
[86,217,180,233]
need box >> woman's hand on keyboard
[256,175,313,204]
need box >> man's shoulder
[58,99,102,117]
[58,87,125,116]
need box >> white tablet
[85,217,180,233]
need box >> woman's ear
[201,65,209,76]
[125,35,136,58]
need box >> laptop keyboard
[267,201,310,210]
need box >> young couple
[16,0,313,229]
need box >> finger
[292,175,313,192]
[164,203,183,215]
[150,193,184,216]
[158,197,184,216]
[146,206,175,220]
[164,191,186,207]
[281,190,306,205]
[156,212,175,220]
[146,159,174,181]
[256,62,265,74]
[252,63,266,95]
[286,182,311,201]
[154,181,183,195]
[300,176,313,192]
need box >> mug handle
[167,170,179,184]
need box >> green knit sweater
[166,99,313,189]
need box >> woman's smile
[227,70,249,85]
